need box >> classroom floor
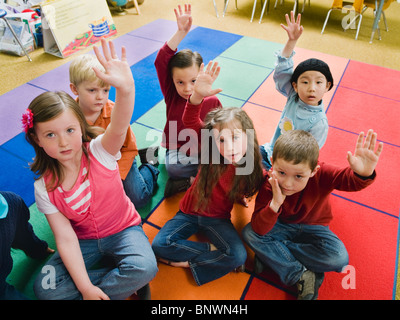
[2,19,400,300]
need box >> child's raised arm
[189,61,222,105]
[93,38,135,156]
[280,11,303,58]
[167,4,192,51]
[347,129,383,177]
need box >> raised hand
[175,4,192,33]
[94,39,135,156]
[92,38,134,91]
[281,11,303,41]
[347,129,383,177]
[280,11,303,58]
[190,61,222,104]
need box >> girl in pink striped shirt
[23,39,157,300]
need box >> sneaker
[253,255,265,275]
[136,283,151,300]
[297,270,316,300]
[164,177,190,198]
[312,272,325,300]
[234,264,245,272]
[139,146,159,166]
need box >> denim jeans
[0,191,48,300]
[152,211,247,286]
[242,221,348,286]
[165,149,199,179]
[123,159,159,209]
[0,284,29,300]
[34,225,158,300]
[259,145,272,170]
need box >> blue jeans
[34,225,158,300]
[123,159,159,209]
[259,145,272,170]
[152,211,247,286]
[242,221,348,286]
[0,191,48,300]
[165,149,199,179]
[1,284,29,300]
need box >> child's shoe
[139,146,159,166]
[297,270,324,300]
[253,255,265,274]
[164,177,190,198]
[234,264,246,272]
[136,283,151,300]
[312,272,325,300]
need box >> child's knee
[233,244,247,267]
[165,161,197,179]
[242,223,257,244]
[223,240,247,268]
[139,255,159,281]
[333,248,349,272]
[33,270,69,300]
[151,233,167,257]
[324,242,349,272]
[165,163,183,179]
[122,254,158,283]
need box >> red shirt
[155,42,221,151]
[178,97,236,219]
[180,164,236,219]
[251,162,376,235]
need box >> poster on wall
[40,0,117,58]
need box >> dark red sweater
[251,162,376,235]
[180,164,236,219]
[155,42,221,150]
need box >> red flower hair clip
[22,109,34,133]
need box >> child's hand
[175,4,192,33]
[268,170,286,212]
[46,247,55,254]
[81,285,110,300]
[281,11,303,41]
[93,38,134,92]
[347,129,383,177]
[190,61,222,104]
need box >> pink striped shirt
[35,135,141,239]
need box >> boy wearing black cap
[260,11,333,170]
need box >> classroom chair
[321,0,394,40]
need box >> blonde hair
[193,107,264,211]
[25,91,101,191]
[69,54,107,87]
[272,130,320,171]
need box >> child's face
[34,109,83,165]
[292,71,331,106]
[213,123,248,165]
[70,80,110,117]
[172,65,199,100]
[271,158,319,196]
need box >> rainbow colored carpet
[1,19,400,300]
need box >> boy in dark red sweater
[242,129,383,299]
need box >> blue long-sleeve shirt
[262,51,329,159]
